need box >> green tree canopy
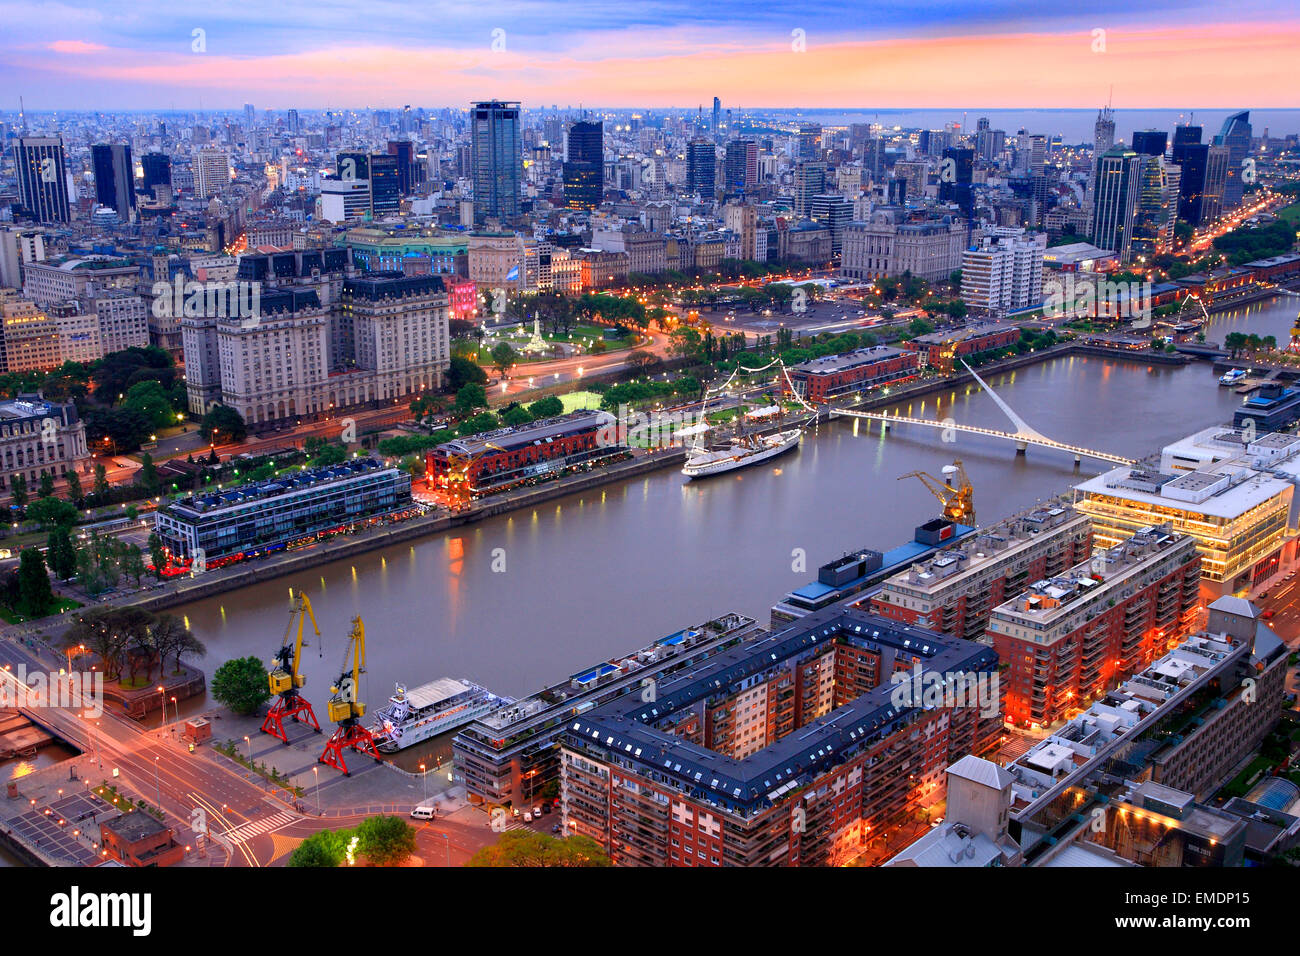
[465,831,611,867]
[211,656,271,716]
[201,404,247,444]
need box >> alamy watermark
[1043,274,1152,327]
[595,404,710,450]
[151,276,261,323]
[2,664,103,718]
[889,664,1000,719]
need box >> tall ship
[680,407,803,478]
[680,359,815,480]
[370,678,504,753]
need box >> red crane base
[318,724,383,776]
[260,695,320,744]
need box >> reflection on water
[170,298,1291,712]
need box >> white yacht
[370,679,503,753]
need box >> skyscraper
[194,147,231,199]
[798,124,821,161]
[793,162,827,217]
[1214,110,1252,209]
[686,139,716,198]
[1131,130,1168,157]
[1132,154,1181,258]
[1200,144,1231,223]
[387,140,414,196]
[367,153,400,218]
[141,152,172,196]
[563,120,603,211]
[712,97,721,140]
[287,109,301,135]
[14,136,70,224]
[1090,146,1142,261]
[470,101,522,225]
[1094,107,1116,154]
[91,143,135,220]
[244,103,255,130]
[722,139,758,195]
[939,146,974,219]
[1172,125,1207,226]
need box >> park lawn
[0,595,82,624]
[1277,202,1300,228]
[560,391,603,412]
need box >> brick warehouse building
[426,410,623,499]
[988,524,1202,730]
[902,322,1021,369]
[784,346,920,404]
[561,607,1002,866]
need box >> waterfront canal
[167,298,1295,729]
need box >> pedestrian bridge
[829,361,1135,466]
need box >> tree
[447,355,488,393]
[454,383,488,416]
[466,831,611,867]
[527,396,564,419]
[17,548,55,617]
[25,496,78,531]
[92,464,109,498]
[37,472,55,499]
[64,469,83,504]
[909,317,935,337]
[490,342,519,376]
[123,381,175,430]
[147,532,166,579]
[138,453,160,495]
[122,544,146,587]
[47,526,78,580]
[499,403,533,427]
[201,404,247,444]
[10,474,27,508]
[211,656,271,716]
[668,326,702,360]
[626,349,658,372]
[355,815,419,866]
[946,300,968,320]
[288,829,349,868]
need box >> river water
[155,298,1292,721]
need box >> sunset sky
[2,0,1297,110]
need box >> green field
[560,391,603,412]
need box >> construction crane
[436,441,505,506]
[318,615,383,776]
[260,589,321,744]
[898,460,975,524]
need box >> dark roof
[102,811,170,842]
[563,606,997,815]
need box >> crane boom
[319,615,382,775]
[260,587,322,743]
[897,460,975,523]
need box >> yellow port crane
[318,615,382,775]
[260,589,322,743]
[898,460,975,524]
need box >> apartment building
[870,503,1093,642]
[988,524,1202,729]
[960,228,1047,316]
[562,607,1002,866]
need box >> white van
[409,805,435,820]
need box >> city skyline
[1,1,1297,109]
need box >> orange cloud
[16,22,1300,107]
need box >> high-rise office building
[1201,144,1231,224]
[91,143,135,220]
[470,100,522,225]
[140,152,172,196]
[14,136,70,224]
[1132,154,1182,258]
[562,120,603,211]
[1131,130,1168,157]
[336,150,369,184]
[686,139,716,198]
[287,109,300,135]
[1214,110,1252,209]
[792,162,827,217]
[798,123,821,160]
[1090,146,1142,261]
[939,146,974,219]
[367,153,400,218]
[722,139,758,195]
[1172,125,1208,225]
[712,97,721,139]
[1094,107,1116,154]
[243,103,255,130]
[387,140,414,196]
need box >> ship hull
[681,429,802,479]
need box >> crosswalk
[224,811,297,845]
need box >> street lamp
[312,766,321,814]
[244,735,252,762]
[153,756,162,812]
[419,762,427,802]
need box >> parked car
[552,824,562,834]
[523,811,533,822]
[410,805,435,820]
[1262,609,1276,619]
